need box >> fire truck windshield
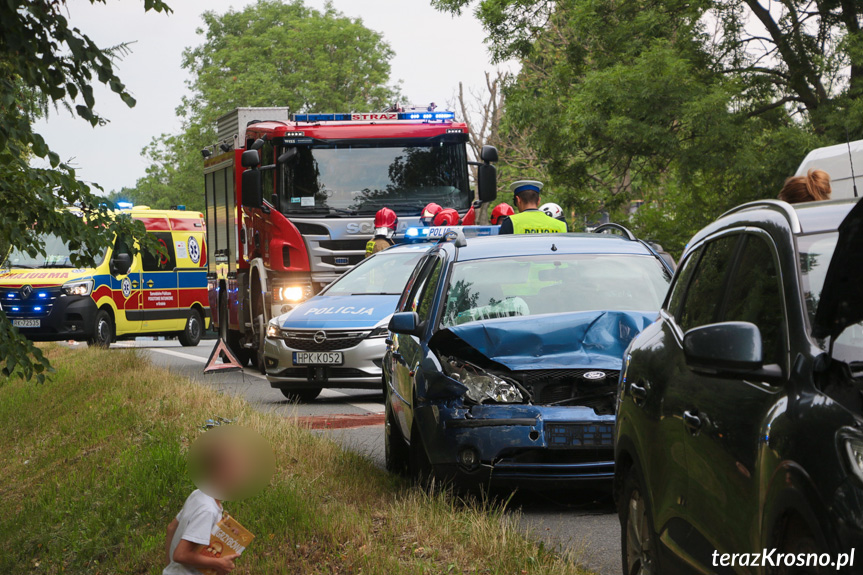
[280,141,471,216]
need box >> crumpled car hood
[435,310,657,370]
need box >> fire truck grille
[317,239,370,251]
[282,330,369,351]
[0,286,62,318]
[321,255,365,267]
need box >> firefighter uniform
[500,209,567,234]
[365,237,394,257]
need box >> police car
[262,242,433,401]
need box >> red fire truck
[203,106,498,369]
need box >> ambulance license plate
[12,319,40,328]
[292,351,343,365]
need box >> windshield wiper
[329,207,358,216]
[351,292,401,296]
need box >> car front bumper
[2,294,98,342]
[263,334,385,390]
[416,403,615,487]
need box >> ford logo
[583,371,607,380]
[313,331,327,344]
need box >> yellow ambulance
[0,206,210,347]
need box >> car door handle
[146,280,154,288]
[683,410,702,433]
[630,383,648,404]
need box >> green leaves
[0,0,171,382]
[443,0,863,254]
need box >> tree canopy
[122,0,401,211]
[1,0,169,381]
[434,0,863,253]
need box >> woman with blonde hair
[778,169,832,203]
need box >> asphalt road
[109,338,622,575]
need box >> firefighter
[433,208,460,226]
[490,203,514,226]
[540,202,568,230]
[499,181,567,235]
[365,207,398,257]
[420,203,443,226]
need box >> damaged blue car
[383,230,673,488]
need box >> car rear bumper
[263,334,384,389]
[416,403,616,486]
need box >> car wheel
[226,331,252,367]
[178,309,203,347]
[280,388,321,402]
[385,392,409,475]
[87,309,114,349]
[619,464,660,575]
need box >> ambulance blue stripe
[178,270,207,289]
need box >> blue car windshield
[441,254,671,328]
[322,251,425,296]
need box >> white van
[795,140,863,199]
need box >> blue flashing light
[37,292,48,299]
[7,294,14,299]
[11,307,19,312]
[34,306,42,312]
[402,225,500,243]
[117,201,134,210]
[292,111,456,123]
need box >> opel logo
[20,285,32,299]
[313,331,327,344]
[583,371,607,381]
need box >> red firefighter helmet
[490,203,515,225]
[420,203,443,226]
[433,208,460,226]
[461,205,477,226]
[374,207,398,238]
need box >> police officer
[499,181,567,234]
[365,207,398,257]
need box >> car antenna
[846,125,859,198]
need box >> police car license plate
[12,319,40,328]
[292,352,343,365]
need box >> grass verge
[0,345,592,575]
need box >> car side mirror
[480,145,498,163]
[110,253,132,276]
[241,168,263,209]
[477,163,497,203]
[241,149,260,168]
[683,321,763,373]
[389,311,421,337]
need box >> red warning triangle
[203,338,244,374]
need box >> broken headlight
[443,357,524,404]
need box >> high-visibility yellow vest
[509,210,567,234]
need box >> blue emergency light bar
[403,225,500,243]
[292,111,456,123]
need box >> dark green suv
[615,198,863,574]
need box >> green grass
[0,345,592,574]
